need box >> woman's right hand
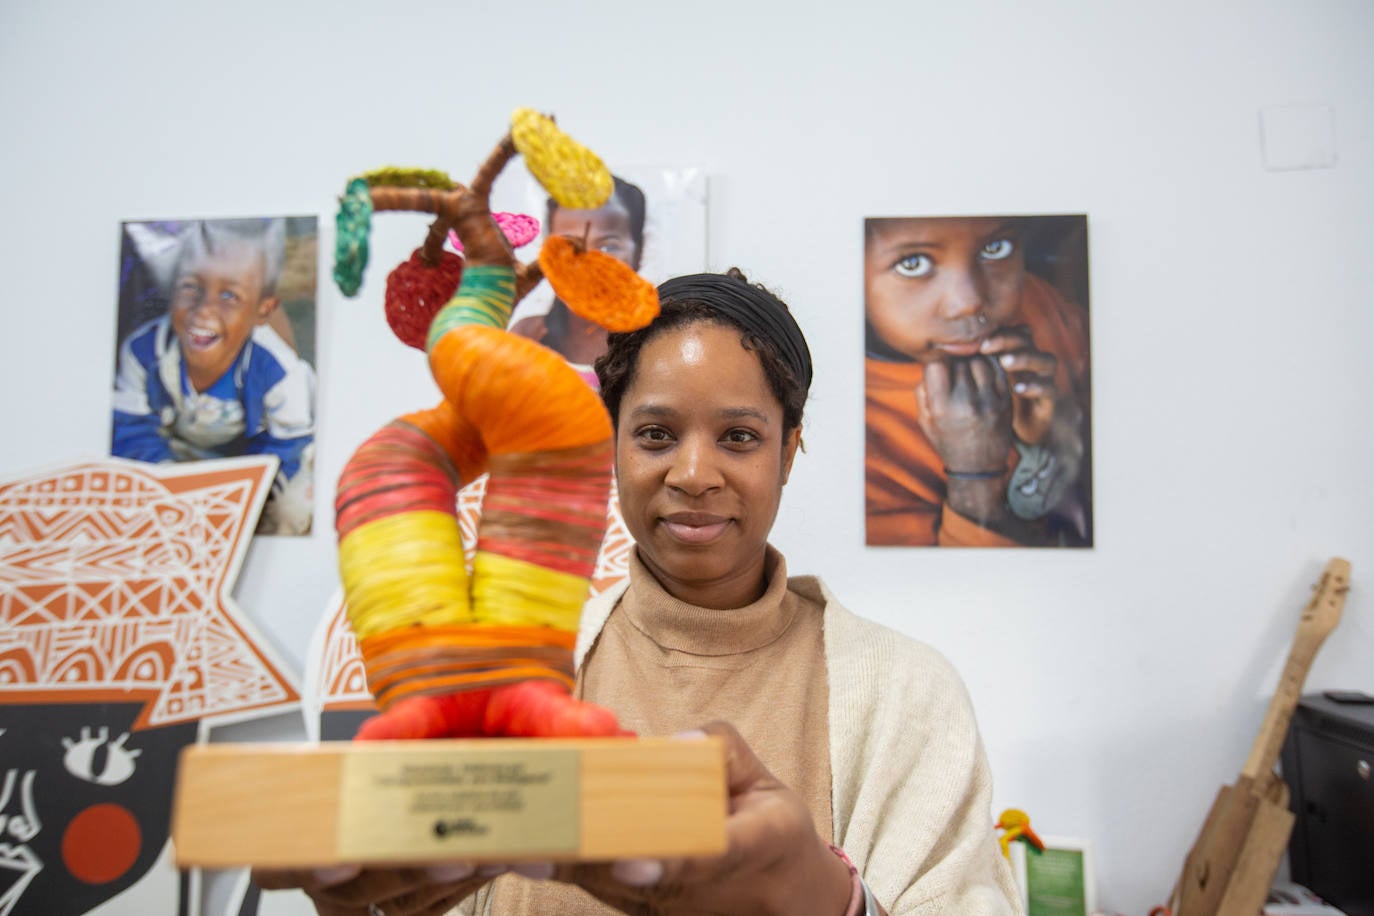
[556,722,856,915]
[252,861,525,916]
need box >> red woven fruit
[384,248,464,350]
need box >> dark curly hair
[594,268,808,434]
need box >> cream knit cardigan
[574,575,1024,916]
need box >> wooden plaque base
[172,737,727,868]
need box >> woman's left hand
[559,721,857,915]
[252,862,496,916]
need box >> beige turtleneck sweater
[461,548,1021,915]
[471,547,831,914]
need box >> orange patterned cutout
[0,458,300,729]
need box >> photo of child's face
[865,218,1026,362]
[169,241,277,391]
[549,197,642,270]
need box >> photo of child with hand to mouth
[864,214,1092,547]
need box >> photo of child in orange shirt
[864,215,1092,547]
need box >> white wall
[3,1,1372,912]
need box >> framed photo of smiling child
[110,215,320,536]
[863,214,1092,548]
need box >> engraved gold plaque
[337,745,579,860]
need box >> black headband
[656,273,813,393]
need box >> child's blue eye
[893,254,933,278]
[981,239,1015,261]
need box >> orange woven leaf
[539,236,660,332]
[510,108,612,210]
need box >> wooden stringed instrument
[1168,557,1352,916]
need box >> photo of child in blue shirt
[111,217,317,535]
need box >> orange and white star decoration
[0,456,300,728]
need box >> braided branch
[471,133,519,201]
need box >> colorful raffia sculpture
[994,808,1046,859]
[332,110,658,741]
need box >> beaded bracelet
[828,845,878,916]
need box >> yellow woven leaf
[510,108,613,210]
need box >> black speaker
[1281,693,1374,916]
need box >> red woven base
[353,681,629,740]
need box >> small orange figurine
[995,808,1046,859]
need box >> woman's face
[614,322,800,609]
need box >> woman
[258,270,1019,915]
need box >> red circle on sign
[62,803,142,884]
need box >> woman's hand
[252,861,539,916]
[559,722,855,915]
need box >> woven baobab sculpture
[332,109,657,741]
